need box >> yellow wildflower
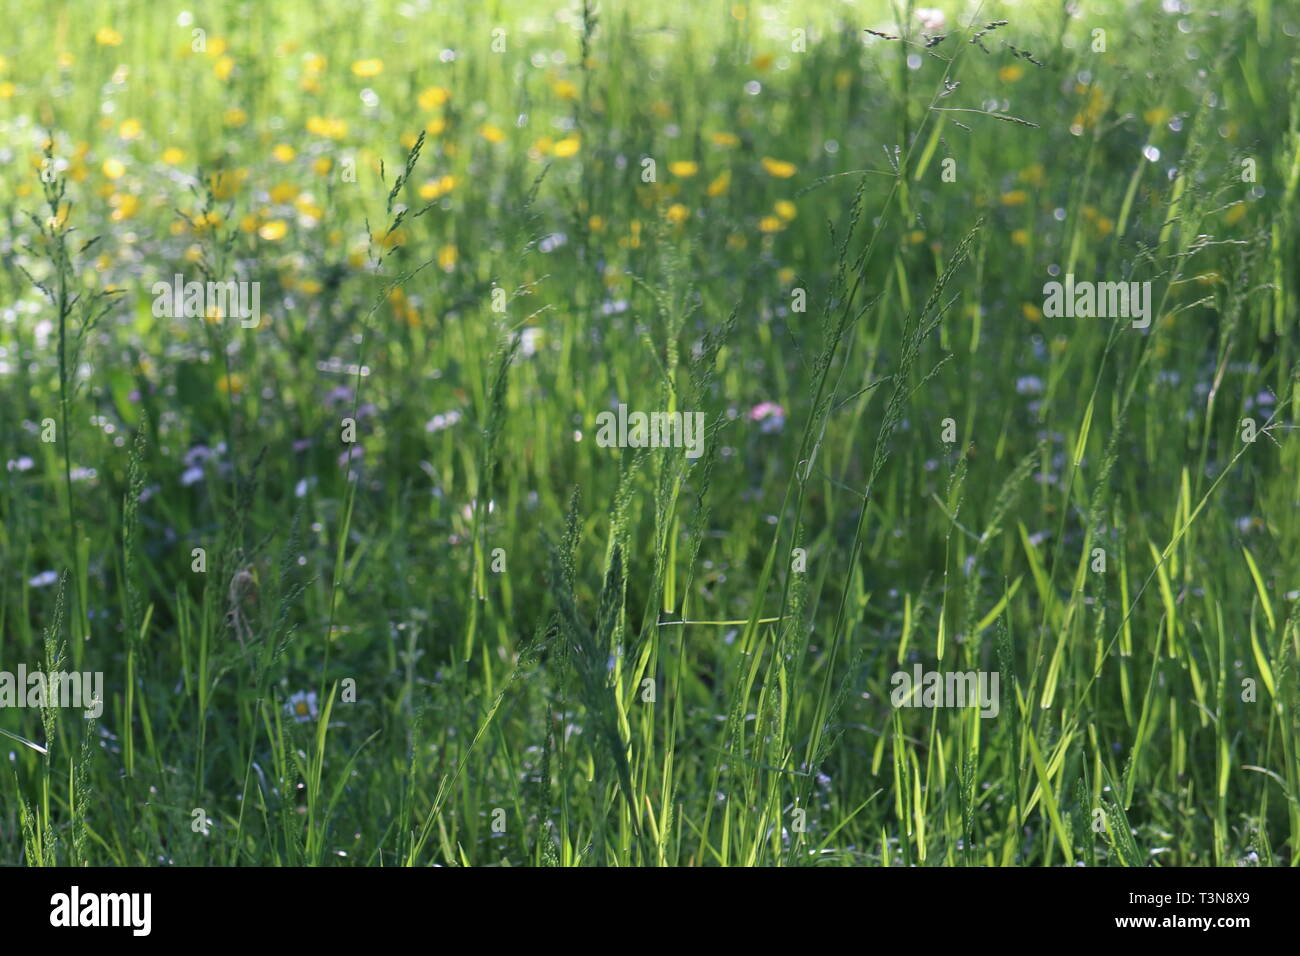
[761,157,797,178]
[418,86,450,110]
[351,58,384,77]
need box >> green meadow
[1,0,1297,866]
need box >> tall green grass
[1,0,1297,865]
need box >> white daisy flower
[286,690,319,723]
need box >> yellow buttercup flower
[553,135,581,157]
[271,143,296,163]
[217,373,246,395]
[479,125,506,144]
[191,211,222,232]
[418,86,450,110]
[306,116,348,139]
[258,220,289,241]
[418,175,457,201]
[1011,228,1029,246]
[759,215,783,233]
[669,161,698,177]
[1000,190,1028,206]
[438,244,458,270]
[102,158,126,180]
[295,196,323,219]
[761,157,797,178]
[223,107,248,128]
[666,203,690,224]
[95,27,123,46]
[707,170,731,197]
[161,147,186,165]
[711,131,740,148]
[774,200,797,221]
[214,56,235,80]
[109,192,139,222]
[119,118,143,140]
[1022,303,1042,322]
[998,64,1024,83]
[351,58,384,77]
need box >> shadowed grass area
[0,0,1297,866]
